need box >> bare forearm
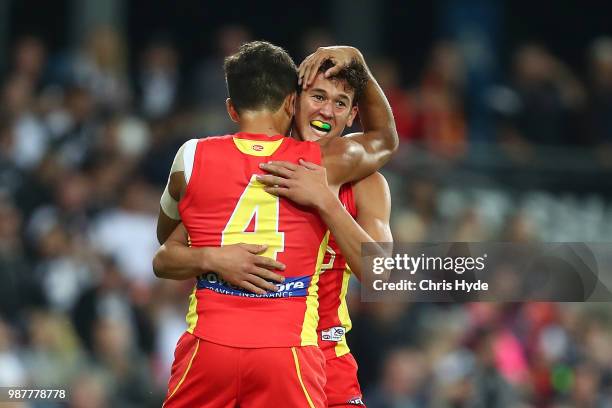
[157,216,180,244]
[357,55,398,154]
[153,244,209,280]
[317,194,374,281]
[324,50,399,185]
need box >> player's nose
[319,101,333,118]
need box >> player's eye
[312,94,324,102]
[336,100,347,108]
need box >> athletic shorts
[325,353,366,407]
[163,331,326,408]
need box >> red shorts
[325,353,366,407]
[163,332,326,408]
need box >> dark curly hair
[224,41,298,113]
[315,58,368,106]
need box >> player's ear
[226,98,240,123]
[346,106,358,127]
[283,92,297,118]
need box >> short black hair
[317,58,368,106]
[224,41,298,113]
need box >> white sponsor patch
[347,397,364,405]
[321,326,346,342]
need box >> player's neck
[238,112,288,137]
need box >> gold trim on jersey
[300,231,330,346]
[233,137,284,156]
[163,337,200,407]
[334,265,353,357]
[291,347,317,408]
[186,285,198,334]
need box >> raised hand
[298,46,365,89]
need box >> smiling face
[293,72,358,141]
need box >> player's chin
[300,128,323,142]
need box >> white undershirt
[160,139,197,219]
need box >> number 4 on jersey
[221,175,285,260]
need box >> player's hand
[208,244,286,295]
[298,46,365,89]
[257,160,335,210]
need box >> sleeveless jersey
[178,133,329,348]
[316,183,357,360]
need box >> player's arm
[153,223,286,295]
[258,163,392,281]
[349,172,393,280]
[153,223,205,280]
[157,172,185,244]
[313,172,392,281]
[157,142,188,244]
[301,46,398,186]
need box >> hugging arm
[300,46,398,186]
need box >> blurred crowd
[1,23,612,407]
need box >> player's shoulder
[353,171,389,193]
[175,135,230,153]
[196,134,235,143]
[187,134,240,154]
[318,134,362,160]
[352,171,391,210]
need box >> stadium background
[1,0,612,406]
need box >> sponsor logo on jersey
[197,273,310,298]
[347,397,365,405]
[252,144,264,151]
[321,326,346,342]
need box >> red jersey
[178,133,329,348]
[316,183,358,360]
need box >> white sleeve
[160,139,198,220]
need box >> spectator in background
[13,153,65,221]
[27,207,93,312]
[192,25,250,133]
[22,167,96,314]
[96,115,151,161]
[452,208,487,241]
[586,37,612,164]
[72,26,131,113]
[371,58,417,142]
[2,75,48,170]
[69,371,110,408]
[86,151,139,212]
[367,347,430,407]
[22,310,84,388]
[0,318,27,387]
[349,302,424,391]
[11,35,47,90]
[89,179,160,289]
[0,118,24,196]
[0,197,31,319]
[136,36,182,119]
[418,41,467,158]
[148,278,192,387]
[46,85,100,169]
[491,44,585,154]
[90,316,158,407]
[298,27,336,60]
[392,177,443,242]
[72,256,154,355]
